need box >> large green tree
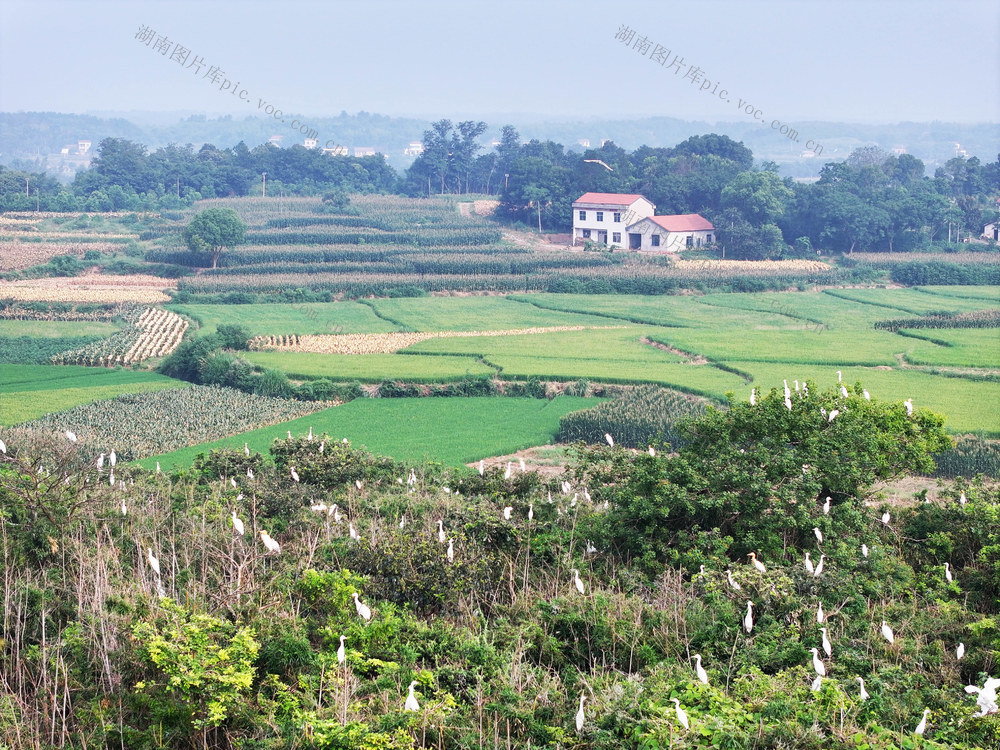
[183,208,246,269]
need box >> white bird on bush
[811,674,823,692]
[857,676,870,700]
[319,441,325,454]
[65,430,77,442]
[503,506,513,520]
[121,499,127,516]
[750,388,756,405]
[147,547,160,576]
[310,503,328,513]
[437,519,446,544]
[307,427,313,441]
[904,399,913,416]
[804,552,814,574]
[648,446,656,456]
[0,438,6,454]
[232,510,245,536]
[398,515,406,529]
[693,654,709,685]
[813,554,825,577]
[671,697,689,729]
[229,477,237,488]
[332,504,342,523]
[837,370,842,383]
[109,450,116,467]
[247,468,254,479]
[478,459,484,475]
[727,570,741,591]
[571,568,585,595]
[527,503,534,521]
[863,389,870,400]
[290,467,299,482]
[404,681,420,712]
[349,523,360,541]
[287,431,292,439]
[504,462,512,479]
[337,635,346,664]
[861,543,869,558]
[355,480,363,490]
[813,527,824,544]
[352,592,372,622]
[810,648,826,676]
[959,490,967,505]
[586,540,598,555]
[743,601,754,633]
[96,453,104,469]
[914,708,930,735]
[880,620,895,644]
[828,410,839,422]
[956,642,965,660]
[840,385,849,399]
[244,442,250,456]
[447,539,454,563]
[822,496,831,515]
[945,562,953,583]
[817,601,825,623]
[820,627,832,657]
[604,433,614,447]
[575,695,586,732]
[748,552,767,573]
[520,458,526,472]
[881,511,891,525]
[784,395,793,411]
[965,677,1000,717]
[259,531,280,554]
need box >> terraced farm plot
[694,291,901,330]
[243,351,495,382]
[367,296,618,331]
[724,362,1000,435]
[0,320,119,338]
[824,288,998,315]
[168,302,400,337]
[0,364,186,425]
[900,328,1000,368]
[137,395,603,470]
[915,285,1000,303]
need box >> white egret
[528,503,534,521]
[65,430,77,442]
[503,506,513,520]
[811,674,823,692]
[332,504,342,523]
[156,462,161,474]
[109,450,117,467]
[822,496,831,515]
[319,441,325,454]
[260,530,280,554]
[748,552,767,573]
[840,385,849,399]
[837,370,842,383]
[570,493,578,507]
[520,458,526,472]
[817,601,825,623]
[727,570,741,591]
[97,453,105,469]
[308,426,313,441]
[337,635,346,664]
[671,697,689,729]
[290,467,299,482]
[813,554,825,577]
[147,547,160,576]
[648,446,656,456]
[0,438,6,454]
[232,510,245,535]
[965,677,1000,717]
[121,499,127,516]
[504,462,512,480]
[575,695,586,732]
[880,620,895,644]
[794,380,800,392]
[399,515,406,529]
[478,459,484,475]
[349,523,360,541]
[355,479,363,490]
[783,379,790,398]
[820,627,832,657]
[247,468,254,479]
[447,539,454,563]
[352,592,372,622]
[904,399,913,416]
[857,676,870,701]
[604,433,614,447]
[804,552,814,574]
[310,503,328,513]
[437,519,445,544]
[229,477,237,488]
[863,389,870,400]
[571,568,585,595]
[287,430,292,439]
[828,410,839,422]
[586,540,598,555]
[784,395,793,411]
[404,681,420,712]
[750,388,756,405]
[810,648,826,676]
[945,562,953,583]
[813,527,823,543]
[881,511,890,525]
[693,653,709,685]
[244,442,249,457]
[956,642,965,660]
[914,708,930,735]
[743,601,754,633]
[861,543,869,558]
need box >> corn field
[51,306,188,366]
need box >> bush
[216,323,252,350]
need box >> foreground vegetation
[1,385,997,749]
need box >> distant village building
[626,213,715,252]
[572,192,655,249]
[404,141,424,156]
[577,138,591,148]
[354,146,376,157]
[983,223,999,242]
[268,135,284,146]
[77,140,91,154]
[322,145,349,156]
[303,138,318,149]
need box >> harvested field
[0,273,176,303]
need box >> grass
[242,351,496,382]
[900,328,1000,368]
[167,302,401,337]
[137,395,604,470]
[914,285,1000,303]
[368,296,618,331]
[823,287,999,315]
[0,364,186,425]
[0,320,120,338]
[660,327,902,365]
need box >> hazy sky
[1,0,997,124]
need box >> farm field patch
[137,395,603,470]
[242,351,495,382]
[824,287,999,315]
[367,296,618,331]
[900,328,1000,368]
[168,302,400,337]
[0,319,119,338]
[915,285,1000,303]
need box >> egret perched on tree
[332,504,342,523]
[109,450,117,467]
[671,698,689,729]
[571,568,585,595]
[307,426,313,441]
[247,468,254,479]
[147,548,160,576]
[965,677,1000,717]
[648,445,656,456]
[693,654,709,685]
[97,453,105,470]
[914,708,930,735]
[810,648,826,676]
[447,539,454,563]
[65,430,77,442]
[817,601,825,623]
[863,389,870,400]
[244,442,250,457]
[861,543,869,558]
[813,527,824,543]
[504,462,512,480]
[352,592,371,622]
[945,562,953,583]
[478,459,485,475]
[750,388,756,405]
[260,531,280,554]
[881,511,891,525]
[398,515,406,529]
[437,519,446,544]
[404,681,420,712]
[784,395,793,411]
[0,438,6,454]
[813,554,825,577]
[811,674,823,692]
[743,601,754,633]
[290,467,299,482]
[828,409,839,422]
[503,506,513,520]
[121,499,127,516]
[904,399,913,416]
[586,540,598,555]
[520,457,526,472]
[748,552,767,573]
[956,642,965,660]
[959,490,967,505]
[840,385,849,399]
[310,503,328,514]
[880,620,895,644]
[604,433,614,447]
[727,570,742,591]
[336,635,346,664]
[528,503,534,521]
[804,552,814,574]
[822,496,831,515]
[232,510,245,535]
[820,627,832,658]
[355,479,363,490]
[575,695,586,732]
[349,523,360,541]
[857,676,870,701]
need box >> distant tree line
[1,127,997,259]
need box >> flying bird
[404,681,420,712]
[259,531,280,554]
[965,677,1000,717]
[352,592,372,622]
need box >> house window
[706,234,713,243]
[686,235,694,248]
[582,229,591,238]
[612,232,621,243]
[596,211,604,222]
[652,235,660,247]
[579,210,586,221]
[613,212,621,222]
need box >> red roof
[645,214,715,232]
[573,192,650,206]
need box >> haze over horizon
[1,0,997,125]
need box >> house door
[629,233,641,250]
[597,231,607,244]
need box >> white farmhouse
[983,223,998,242]
[625,214,715,252]
[572,192,655,249]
